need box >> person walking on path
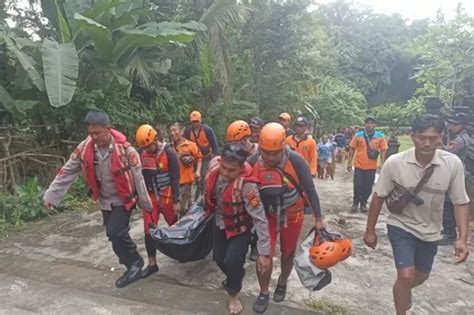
[248,123,325,313]
[285,116,318,177]
[135,124,181,278]
[183,111,219,200]
[249,117,266,144]
[205,143,271,315]
[317,135,331,179]
[439,110,471,245]
[278,112,295,137]
[171,122,202,214]
[43,111,152,288]
[347,116,388,212]
[364,114,470,315]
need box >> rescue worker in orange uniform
[170,122,202,213]
[135,124,181,278]
[207,120,258,178]
[284,116,318,177]
[184,111,219,199]
[248,123,325,313]
[205,143,271,315]
[43,111,152,288]
[278,112,295,137]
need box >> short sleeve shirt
[175,139,202,185]
[374,148,470,241]
[350,130,388,170]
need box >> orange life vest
[251,154,304,226]
[189,127,211,157]
[205,167,257,239]
[80,129,136,210]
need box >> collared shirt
[213,175,271,256]
[374,148,470,241]
[350,130,388,170]
[44,138,152,211]
[285,134,317,176]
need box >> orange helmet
[279,112,291,122]
[309,230,342,269]
[135,124,157,148]
[226,120,251,142]
[190,111,202,122]
[323,230,353,262]
[338,237,352,261]
[259,122,286,151]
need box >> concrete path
[0,166,473,314]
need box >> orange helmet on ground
[309,230,342,269]
[259,122,286,151]
[136,124,157,148]
[190,111,202,122]
[279,112,291,122]
[226,120,251,142]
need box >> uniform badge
[129,152,138,166]
[246,189,260,208]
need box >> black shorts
[387,225,438,274]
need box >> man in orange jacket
[285,116,317,177]
[171,122,202,214]
[184,111,219,199]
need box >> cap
[295,116,309,126]
[189,111,202,122]
[279,112,291,121]
[249,117,265,128]
[447,112,469,124]
[365,115,376,123]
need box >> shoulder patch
[246,188,260,208]
[129,151,139,166]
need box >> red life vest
[205,167,257,239]
[80,129,137,210]
[140,143,172,199]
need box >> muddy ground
[0,165,473,314]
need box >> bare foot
[228,295,243,315]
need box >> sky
[313,0,474,21]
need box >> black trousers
[102,206,142,269]
[353,168,376,205]
[213,225,251,296]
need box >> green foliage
[372,96,426,127]
[308,78,367,130]
[0,176,92,235]
[413,9,474,104]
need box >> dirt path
[0,165,473,314]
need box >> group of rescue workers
[42,108,470,315]
[43,110,325,314]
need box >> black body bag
[149,199,214,263]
